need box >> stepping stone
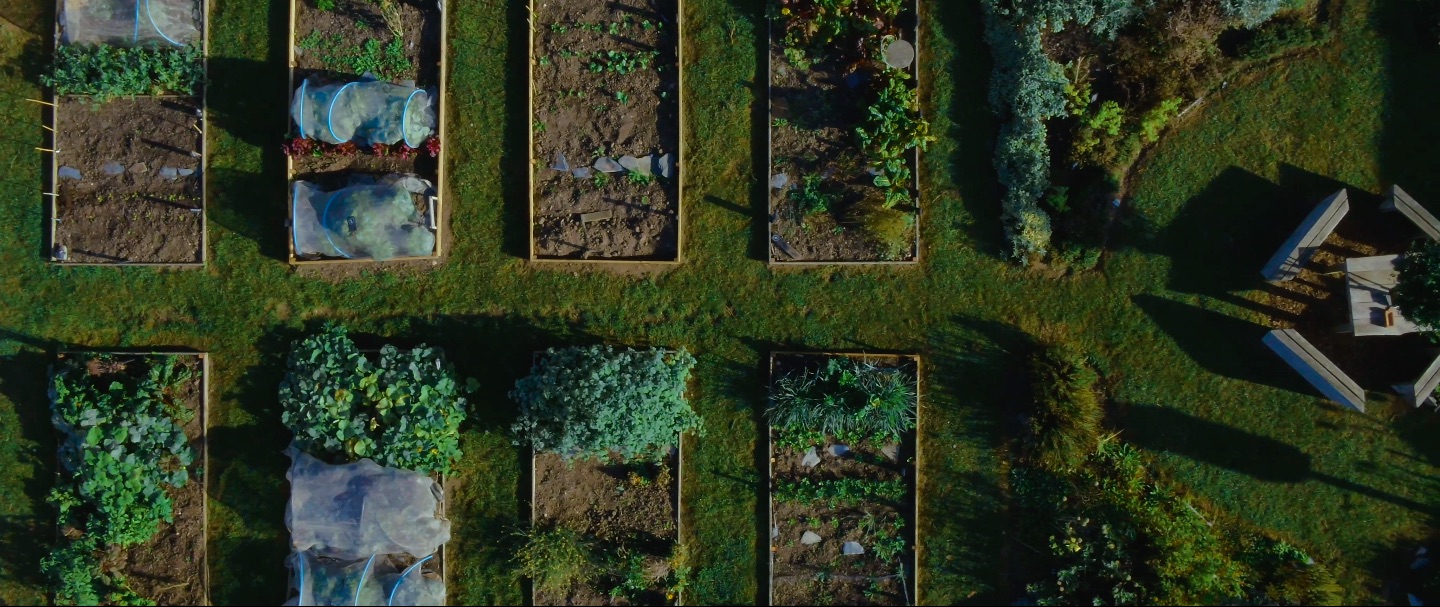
[550,152,569,171]
[801,447,820,468]
[571,167,592,179]
[843,542,865,555]
[655,153,674,179]
[770,173,789,189]
[828,444,850,457]
[594,157,624,173]
[58,166,81,180]
[101,162,124,175]
[580,210,613,224]
[159,167,180,180]
[131,162,148,173]
[884,40,916,69]
[619,155,649,175]
[882,443,900,461]
[800,531,822,545]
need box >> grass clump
[768,357,917,447]
[854,198,915,261]
[516,526,602,596]
[1024,342,1104,472]
[43,44,204,101]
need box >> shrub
[1025,343,1103,472]
[1239,17,1328,60]
[1138,97,1183,144]
[43,43,204,101]
[516,526,602,596]
[278,323,471,475]
[1221,0,1287,28]
[1394,240,1440,332]
[769,357,917,446]
[854,198,916,260]
[510,346,701,461]
[987,0,1142,39]
[41,537,101,606]
[1238,536,1343,605]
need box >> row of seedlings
[277,324,467,605]
[768,353,920,605]
[529,0,684,263]
[43,351,210,604]
[512,346,699,605]
[47,0,208,266]
[768,0,928,265]
[285,0,447,265]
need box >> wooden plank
[1263,329,1366,412]
[1261,189,1349,282]
[1383,185,1440,241]
[1395,352,1440,407]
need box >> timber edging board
[526,0,685,265]
[1395,352,1440,408]
[284,0,448,266]
[767,351,921,606]
[54,351,210,605]
[1382,185,1440,241]
[47,1,210,268]
[765,0,922,267]
[1262,329,1366,412]
[1261,188,1349,282]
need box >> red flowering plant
[371,143,389,157]
[423,136,441,158]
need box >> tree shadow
[1122,403,1439,517]
[499,0,531,260]
[0,348,60,596]
[1377,0,1440,207]
[928,0,1005,259]
[1132,293,1312,395]
[206,167,288,262]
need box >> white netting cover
[59,0,201,46]
[291,78,436,146]
[285,551,445,607]
[285,448,450,560]
[290,179,435,261]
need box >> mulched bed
[530,0,681,261]
[767,10,920,263]
[53,97,204,264]
[769,354,916,606]
[532,450,679,606]
[58,353,207,605]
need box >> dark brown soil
[533,451,679,606]
[531,0,680,261]
[768,18,919,263]
[63,354,207,605]
[54,97,203,264]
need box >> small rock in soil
[178,168,195,177]
[636,155,654,175]
[594,157,624,173]
[101,161,124,175]
[550,152,570,171]
[571,167,592,179]
[131,162,148,173]
[828,444,850,457]
[843,541,865,555]
[656,153,674,179]
[882,443,900,461]
[58,166,82,180]
[801,447,820,468]
[772,526,780,539]
[770,173,789,189]
[801,531,822,545]
[159,167,181,180]
[619,155,649,175]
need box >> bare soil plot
[529,0,682,262]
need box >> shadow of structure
[1378,0,1440,206]
[1132,293,1312,395]
[1123,404,1439,517]
[0,347,61,597]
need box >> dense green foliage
[1394,240,1440,332]
[1024,343,1104,472]
[985,0,1140,39]
[510,346,700,461]
[768,357,917,446]
[298,32,413,81]
[856,69,932,207]
[278,323,471,475]
[43,355,197,605]
[42,43,204,101]
[773,477,907,506]
[515,526,601,596]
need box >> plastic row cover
[290,177,436,261]
[286,448,450,560]
[291,78,436,146]
[285,551,445,607]
[60,0,201,46]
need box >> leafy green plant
[298,33,413,81]
[593,171,610,188]
[791,174,837,215]
[43,43,204,101]
[856,70,932,207]
[315,0,335,11]
[1393,240,1440,332]
[773,477,906,507]
[1138,97,1183,144]
[510,346,701,461]
[516,526,602,596]
[625,169,653,186]
[768,357,917,446]
[278,323,472,475]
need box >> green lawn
[0,0,1434,604]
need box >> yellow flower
[781,8,790,15]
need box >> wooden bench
[1263,329,1367,412]
[1394,352,1440,408]
[1261,189,1350,282]
[1381,185,1440,241]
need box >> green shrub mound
[510,346,700,461]
[44,355,199,606]
[1024,343,1104,472]
[768,357,917,446]
[279,323,471,475]
[515,526,602,596]
[43,43,204,101]
[1394,240,1440,332]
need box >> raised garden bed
[47,0,209,266]
[285,0,447,264]
[528,0,684,263]
[767,1,924,265]
[45,351,209,605]
[768,352,919,606]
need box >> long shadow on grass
[725,337,781,604]
[1123,404,1440,517]
[928,0,1004,259]
[920,316,1024,604]
[206,54,290,261]
[1378,0,1440,206]
[725,0,771,263]
[0,348,60,596]
[499,0,531,259]
[1132,294,1313,396]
